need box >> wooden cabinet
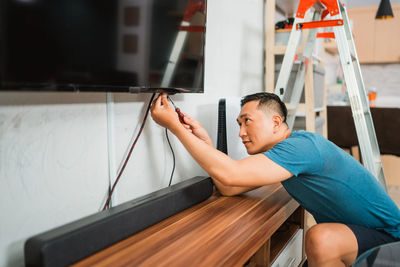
[74,185,306,267]
[347,4,400,63]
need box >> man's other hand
[182,114,213,146]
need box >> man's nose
[239,126,246,138]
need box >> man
[150,92,400,267]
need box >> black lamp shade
[376,0,394,19]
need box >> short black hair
[240,92,287,123]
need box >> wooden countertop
[73,184,299,267]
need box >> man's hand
[151,93,212,146]
[182,114,213,146]
[150,93,182,131]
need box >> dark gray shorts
[346,224,400,257]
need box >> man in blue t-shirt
[151,92,400,266]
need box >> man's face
[237,100,276,155]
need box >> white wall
[0,0,264,266]
[346,0,400,107]
[359,64,400,107]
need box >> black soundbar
[25,176,214,267]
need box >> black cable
[165,128,176,187]
[103,93,156,211]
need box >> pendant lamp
[376,0,394,19]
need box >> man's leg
[305,223,358,267]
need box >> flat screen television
[0,0,206,93]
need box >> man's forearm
[171,124,237,186]
[213,179,257,196]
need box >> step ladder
[274,0,387,190]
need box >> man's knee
[305,223,358,266]
[305,224,335,259]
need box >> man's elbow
[217,188,237,197]
[209,159,240,186]
[216,173,236,187]
[211,176,238,196]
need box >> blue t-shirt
[265,130,400,239]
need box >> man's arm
[151,94,293,188]
[181,113,258,196]
[213,179,257,196]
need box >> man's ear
[272,115,283,132]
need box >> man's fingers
[183,113,193,120]
[184,114,197,124]
[151,93,172,115]
[183,113,200,128]
[160,93,170,108]
[151,93,162,110]
[183,113,193,124]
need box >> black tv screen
[0,0,206,93]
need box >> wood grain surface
[74,184,299,267]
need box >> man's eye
[245,118,250,124]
